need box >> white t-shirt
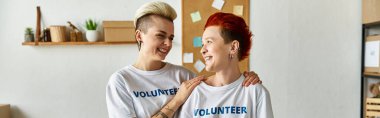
[178,75,274,118]
[106,63,196,118]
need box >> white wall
[251,0,361,117]
[0,0,361,118]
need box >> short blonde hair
[134,1,177,28]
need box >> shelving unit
[25,6,136,47]
[362,0,380,117]
[21,41,136,46]
[362,24,380,118]
[364,72,380,77]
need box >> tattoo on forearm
[155,111,169,118]
[165,105,175,113]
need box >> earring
[229,53,233,61]
[137,41,143,50]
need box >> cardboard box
[363,0,380,24]
[365,35,380,73]
[0,104,11,118]
[103,21,136,42]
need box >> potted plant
[85,19,98,42]
[24,27,34,42]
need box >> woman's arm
[152,76,205,118]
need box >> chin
[158,57,166,61]
[205,66,214,72]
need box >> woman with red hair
[178,12,273,118]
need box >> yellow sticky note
[190,11,201,23]
[233,5,244,16]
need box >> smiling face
[136,15,174,61]
[201,26,232,72]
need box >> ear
[230,40,240,55]
[135,30,143,43]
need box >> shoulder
[108,66,134,87]
[247,84,270,97]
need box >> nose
[164,38,172,47]
[200,45,207,55]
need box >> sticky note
[233,5,244,16]
[194,60,205,72]
[366,41,380,67]
[190,11,201,22]
[212,0,225,10]
[193,37,202,47]
[183,53,194,63]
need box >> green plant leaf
[85,19,98,30]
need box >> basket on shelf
[366,98,380,117]
[49,26,66,42]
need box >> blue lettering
[132,88,183,98]
[194,109,199,116]
[146,91,151,97]
[133,91,139,97]
[211,107,217,114]
[242,107,247,113]
[225,106,230,113]
[151,90,157,97]
[218,107,224,114]
[193,106,248,116]
[231,106,235,114]
[236,107,241,114]
[206,109,210,115]
[169,88,175,95]
[140,92,146,97]
[158,89,164,95]
[174,88,178,94]
[199,109,205,116]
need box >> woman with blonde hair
[106,2,261,118]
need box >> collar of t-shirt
[199,74,244,92]
[128,62,171,75]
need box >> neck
[206,62,241,86]
[134,54,165,71]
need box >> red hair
[204,12,252,61]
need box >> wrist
[172,96,184,105]
[168,98,182,110]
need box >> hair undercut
[204,12,253,61]
[133,1,177,50]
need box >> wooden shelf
[364,72,380,77]
[364,20,380,27]
[22,41,136,46]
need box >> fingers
[185,76,204,88]
[244,77,254,87]
[251,76,260,85]
[188,80,201,90]
[242,72,255,87]
[242,78,248,86]
[246,71,256,77]
[191,76,205,82]
[199,75,206,81]
[243,71,248,77]
[242,73,262,87]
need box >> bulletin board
[182,0,250,76]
